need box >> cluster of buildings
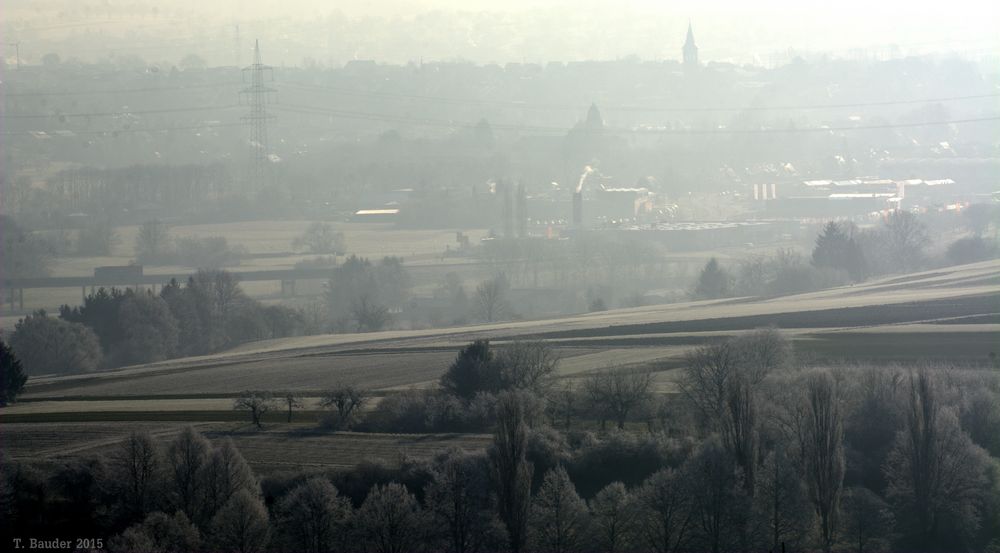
[749,176,976,219]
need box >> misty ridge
[1,2,1000,553]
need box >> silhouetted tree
[476,274,509,322]
[495,341,560,394]
[529,466,589,553]
[589,481,635,553]
[110,511,201,553]
[0,339,28,405]
[352,294,392,332]
[10,311,102,374]
[234,391,275,429]
[584,368,653,429]
[113,431,164,520]
[636,467,693,553]
[276,477,352,553]
[357,482,426,553]
[198,439,257,525]
[883,371,990,551]
[320,384,369,430]
[812,221,867,281]
[490,392,533,553]
[686,438,747,553]
[282,392,303,423]
[882,211,930,273]
[753,449,812,552]
[840,486,894,553]
[798,372,845,553]
[210,490,270,553]
[440,340,495,400]
[166,426,212,518]
[425,449,500,553]
[693,258,731,299]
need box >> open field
[0,422,490,473]
[3,260,997,465]
[16,260,1000,403]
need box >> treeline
[4,332,1000,552]
[694,208,1000,299]
[7,270,307,374]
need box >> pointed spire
[683,22,698,67]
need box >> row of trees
[7,270,306,374]
[5,354,997,552]
[693,210,994,300]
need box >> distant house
[353,208,400,222]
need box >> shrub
[9,311,102,374]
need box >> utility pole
[240,39,275,194]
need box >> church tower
[683,22,698,68]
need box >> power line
[1,122,243,136]
[282,80,1000,112]
[272,102,1000,134]
[5,104,996,137]
[3,82,242,97]
[1,105,241,119]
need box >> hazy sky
[5,0,998,65]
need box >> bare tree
[320,384,369,430]
[113,431,163,519]
[293,222,345,254]
[545,381,579,430]
[585,368,653,429]
[476,274,509,323]
[753,449,812,553]
[796,371,845,553]
[730,327,791,384]
[495,340,560,393]
[352,294,391,332]
[209,490,271,553]
[686,438,747,553]
[135,219,171,264]
[682,330,789,431]
[636,467,693,553]
[721,374,758,494]
[528,466,589,553]
[883,371,990,550]
[589,481,635,553]
[681,340,741,430]
[276,477,353,553]
[167,426,212,517]
[882,210,930,273]
[233,391,275,429]
[425,449,497,553]
[490,392,533,553]
[198,438,258,525]
[840,486,894,553]
[281,392,304,423]
[357,482,426,553]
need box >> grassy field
[0,422,490,472]
[3,259,997,468]
[0,221,492,325]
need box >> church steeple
[683,22,698,68]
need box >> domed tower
[683,22,698,68]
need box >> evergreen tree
[694,258,732,299]
[0,339,28,405]
[812,221,866,282]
